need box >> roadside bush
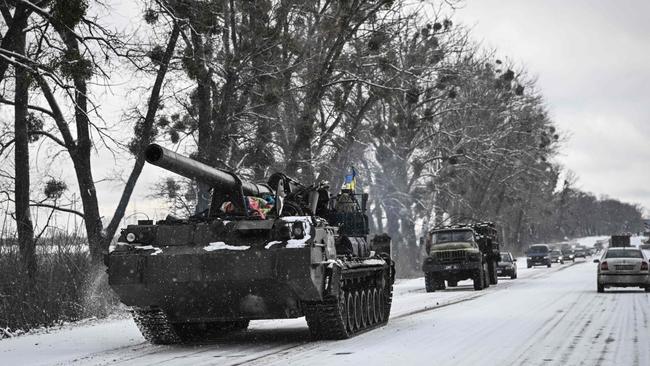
[0,234,119,336]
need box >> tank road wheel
[353,290,363,331]
[425,273,436,293]
[377,290,386,323]
[359,290,368,329]
[346,291,355,332]
[340,290,349,332]
[368,289,377,325]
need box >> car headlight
[527,257,532,260]
[126,232,136,242]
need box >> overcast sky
[453,0,650,214]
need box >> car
[561,248,575,262]
[594,247,650,293]
[574,246,588,258]
[550,249,564,264]
[497,252,517,279]
[527,244,551,268]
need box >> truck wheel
[527,263,532,269]
[510,271,517,280]
[489,260,498,285]
[436,279,446,290]
[646,286,650,293]
[482,263,490,288]
[425,273,436,293]
[547,262,551,268]
[597,284,604,293]
[473,268,484,291]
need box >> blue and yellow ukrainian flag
[343,167,357,191]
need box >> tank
[105,144,395,344]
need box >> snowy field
[2,252,648,366]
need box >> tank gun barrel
[144,144,272,197]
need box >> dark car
[527,244,551,268]
[562,248,576,262]
[497,252,517,279]
[574,246,588,258]
[550,249,564,264]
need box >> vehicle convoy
[526,244,552,268]
[422,222,500,292]
[497,252,517,279]
[594,247,650,293]
[105,144,395,344]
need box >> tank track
[303,272,393,340]
[132,308,250,344]
[131,308,181,345]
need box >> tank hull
[108,246,323,321]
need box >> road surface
[2,257,649,366]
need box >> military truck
[422,222,500,292]
[610,234,631,247]
[105,144,394,344]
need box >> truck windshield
[431,230,474,244]
[605,250,643,259]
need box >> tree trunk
[61,27,106,263]
[191,30,213,214]
[400,214,419,276]
[0,5,31,84]
[14,19,36,280]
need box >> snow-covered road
[2,258,649,366]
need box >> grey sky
[454,0,650,214]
